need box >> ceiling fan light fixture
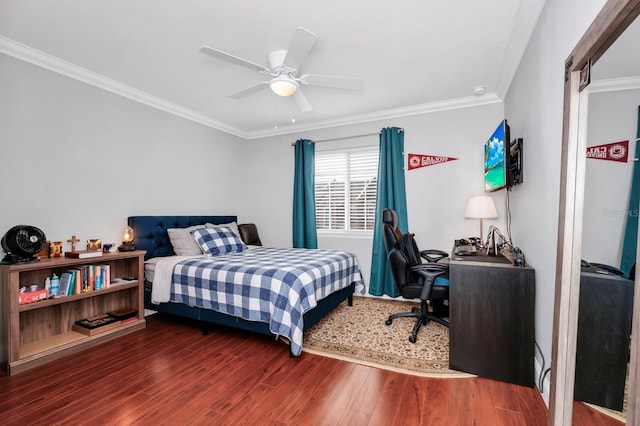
[270,76,298,97]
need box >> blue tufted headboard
[128,215,237,260]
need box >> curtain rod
[290,128,404,146]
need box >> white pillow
[167,225,207,256]
[167,222,241,256]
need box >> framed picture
[50,241,63,257]
[87,239,102,251]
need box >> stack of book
[72,309,138,336]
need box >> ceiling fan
[199,27,361,112]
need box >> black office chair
[382,208,450,343]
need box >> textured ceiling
[0,0,549,138]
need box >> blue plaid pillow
[191,226,247,256]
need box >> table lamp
[118,226,135,251]
[464,195,498,244]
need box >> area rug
[303,296,473,378]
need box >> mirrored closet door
[575,19,640,419]
[551,1,640,424]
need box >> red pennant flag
[586,140,629,162]
[407,153,458,170]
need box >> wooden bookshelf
[0,250,146,375]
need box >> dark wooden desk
[449,255,535,387]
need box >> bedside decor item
[87,239,102,251]
[50,241,63,258]
[67,235,80,252]
[1,225,47,264]
[118,226,135,251]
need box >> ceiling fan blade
[200,46,269,73]
[300,74,362,90]
[229,81,269,99]
[294,89,313,112]
[283,27,318,70]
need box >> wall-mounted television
[484,119,510,192]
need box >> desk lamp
[464,195,498,246]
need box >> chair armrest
[409,263,449,279]
[410,264,449,300]
[420,249,449,263]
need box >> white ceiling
[0,0,548,139]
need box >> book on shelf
[68,268,83,295]
[65,250,103,259]
[72,314,121,336]
[88,264,95,291]
[58,271,74,296]
[107,308,137,321]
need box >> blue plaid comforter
[170,247,363,355]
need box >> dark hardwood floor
[0,314,622,425]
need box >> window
[315,148,379,232]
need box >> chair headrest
[382,208,398,227]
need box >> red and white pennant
[586,140,628,162]
[408,153,458,170]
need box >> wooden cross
[67,235,80,252]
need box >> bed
[128,215,362,356]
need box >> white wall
[503,0,608,403]
[237,103,505,292]
[582,89,639,266]
[0,54,244,250]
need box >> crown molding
[245,93,503,139]
[1,36,506,141]
[589,76,640,93]
[0,36,248,139]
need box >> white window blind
[315,148,379,232]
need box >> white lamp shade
[269,76,298,97]
[465,195,498,219]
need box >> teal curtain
[369,127,407,297]
[292,139,317,248]
[620,106,640,276]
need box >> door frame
[550,1,640,424]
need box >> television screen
[484,120,510,192]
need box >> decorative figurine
[67,235,80,252]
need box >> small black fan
[1,225,47,264]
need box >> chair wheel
[385,319,393,325]
[409,336,417,343]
